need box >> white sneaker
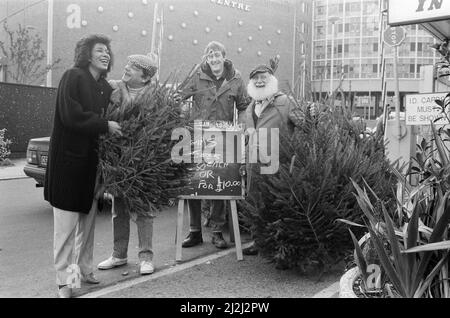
[57,285,72,298]
[139,261,154,275]
[97,256,127,270]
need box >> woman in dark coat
[44,34,122,298]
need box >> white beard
[247,75,279,101]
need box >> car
[24,137,50,187]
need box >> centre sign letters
[210,0,251,12]
[388,0,450,26]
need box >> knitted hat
[127,53,158,73]
[249,64,274,79]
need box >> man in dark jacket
[44,34,121,298]
[179,41,250,249]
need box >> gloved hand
[239,164,246,177]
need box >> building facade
[311,0,440,118]
[0,0,312,93]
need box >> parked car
[24,137,50,187]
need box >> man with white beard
[245,65,295,135]
[242,64,313,257]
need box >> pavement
[0,158,28,181]
[0,158,342,299]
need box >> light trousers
[53,200,97,286]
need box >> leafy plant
[0,128,12,162]
[0,22,60,85]
[347,112,450,297]
[349,173,450,298]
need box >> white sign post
[383,26,406,139]
[405,93,448,126]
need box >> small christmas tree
[241,103,397,271]
[98,79,188,217]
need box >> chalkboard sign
[178,121,245,200]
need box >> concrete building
[0,0,312,93]
[311,0,440,119]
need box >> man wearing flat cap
[97,53,158,275]
[246,64,296,144]
[178,41,250,250]
[242,64,298,256]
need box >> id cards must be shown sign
[405,93,448,126]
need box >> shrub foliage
[241,104,397,270]
[0,128,12,162]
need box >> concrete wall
[0,82,56,153]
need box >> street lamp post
[302,57,306,100]
[329,16,339,103]
[299,54,306,100]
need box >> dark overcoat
[44,67,112,214]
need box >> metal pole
[292,5,297,90]
[330,22,335,100]
[150,2,159,54]
[302,59,306,100]
[393,44,401,139]
[46,0,54,87]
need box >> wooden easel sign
[175,121,245,261]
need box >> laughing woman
[44,34,122,298]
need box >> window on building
[345,38,361,58]
[363,1,378,15]
[345,1,361,15]
[345,24,350,33]
[313,61,327,80]
[346,17,361,36]
[361,59,378,78]
[362,40,378,57]
[314,42,326,59]
[410,43,416,51]
[315,5,326,16]
[328,4,340,15]
[362,16,379,36]
[300,42,305,55]
[316,24,325,39]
